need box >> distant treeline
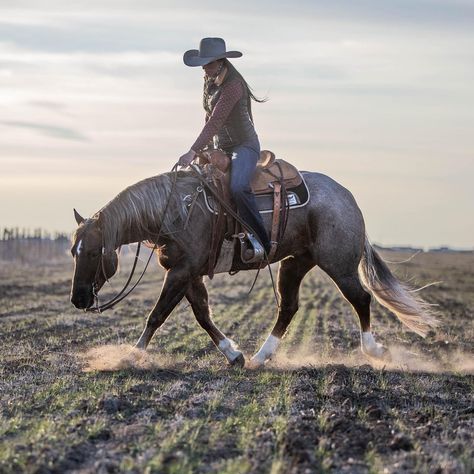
[0,228,71,263]
[1,227,70,241]
[374,243,473,254]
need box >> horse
[70,168,439,368]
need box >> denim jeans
[228,139,271,253]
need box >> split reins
[88,241,154,313]
[86,161,281,313]
[86,164,180,313]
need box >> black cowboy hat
[183,37,242,67]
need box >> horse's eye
[87,249,102,258]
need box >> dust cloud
[78,343,474,375]
[270,345,474,374]
[79,344,174,372]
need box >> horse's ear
[74,208,85,225]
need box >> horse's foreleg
[186,276,245,367]
[249,254,315,368]
[135,267,190,350]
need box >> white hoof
[248,335,280,369]
[361,332,391,361]
[362,343,391,361]
[218,338,243,365]
[229,352,245,367]
[247,356,266,369]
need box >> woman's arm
[190,79,243,153]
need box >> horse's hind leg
[330,272,389,360]
[186,276,245,367]
[249,253,315,368]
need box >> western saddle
[195,149,303,276]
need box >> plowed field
[1,250,473,473]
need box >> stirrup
[236,233,265,263]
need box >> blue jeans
[229,140,271,253]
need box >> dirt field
[0,249,473,473]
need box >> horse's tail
[358,237,440,337]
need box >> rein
[85,162,280,313]
[189,165,280,308]
[86,164,180,313]
[87,242,154,313]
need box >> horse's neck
[109,196,169,249]
[117,228,148,247]
[114,215,164,247]
[103,172,180,250]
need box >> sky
[1,0,473,249]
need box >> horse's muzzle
[70,289,94,309]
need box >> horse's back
[301,171,360,207]
[300,171,366,271]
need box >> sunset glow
[1,1,473,248]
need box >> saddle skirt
[251,151,302,194]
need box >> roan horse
[70,169,438,367]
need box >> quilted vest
[205,73,258,150]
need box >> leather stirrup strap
[268,181,282,262]
[208,178,227,279]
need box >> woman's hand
[178,149,197,167]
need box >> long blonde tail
[358,238,440,337]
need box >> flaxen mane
[93,172,204,252]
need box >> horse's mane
[93,172,201,252]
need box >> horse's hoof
[246,357,265,369]
[363,344,392,363]
[372,344,392,362]
[230,353,246,368]
[379,346,392,363]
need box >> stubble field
[0,248,473,473]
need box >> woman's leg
[230,144,271,253]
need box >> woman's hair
[203,58,266,121]
[223,59,266,103]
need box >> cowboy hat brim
[183,49,242,67]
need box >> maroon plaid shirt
[191,78,244,152]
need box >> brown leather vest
[205,74,258,150]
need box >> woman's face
[202,60,222,77]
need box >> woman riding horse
[178,37,271,257]
[69,38,439,368]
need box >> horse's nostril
[71,297,84,309]
[71,289,94,309]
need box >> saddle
[252,150,302,194]
[197,149,303,195]
[196,149,307,276]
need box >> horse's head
[70,209,118,309]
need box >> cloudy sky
[1,0,473,248]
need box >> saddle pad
[251,159,302,195]
[203,172,310,215]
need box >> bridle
[85,164,180,313]
[87,241,152,313]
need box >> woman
[178,37,271,257]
